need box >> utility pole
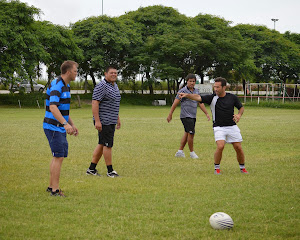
[271,18,279,30]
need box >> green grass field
[0,106,299,239]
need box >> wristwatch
[62,121,68,126]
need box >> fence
[243,83,300,103]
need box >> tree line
[1,0,299,94]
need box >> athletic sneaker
[46,187,52,192]
[51,189,66,197]
[190,151,199,159]
[86,169,101,176]
[175,151,185,158]
[214,169,221,175]
[240,168,248,174]
[107,170,119,178]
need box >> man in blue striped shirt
[43,60,79,196]
[86,66,121,178]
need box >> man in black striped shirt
[86,66,121,178]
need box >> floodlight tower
[271,18,279,30]
[102,0,103,15]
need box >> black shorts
[181,118,196,134]
[98,124,116,147]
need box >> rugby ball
[209,212,234,230]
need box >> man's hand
[72,125,79,136]
[233,114,241,123]
[95,121,102,132]
[206,113,211,121]
[116,118,121,130]
[64,124,75,135]
[178,93,188,99]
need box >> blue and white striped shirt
[43,76,71,133]
[176,86,199,119]
[92,79,121,125]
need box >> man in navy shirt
[43,60,79,196]
[86,66,121,178]
[179,77,248,175]
[167,74,210,159]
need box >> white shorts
[213,125,243,143]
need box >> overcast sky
[20,0,299,34]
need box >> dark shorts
[44,129,68,158]
[97,124,116,148]
[181,118,196,134]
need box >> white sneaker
[175,151,185,158]
[190,151,199,159]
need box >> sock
[107,165,113,173]
[89,162,97,171]
[214,164,220,170]
[178,150,183,153]
[239,164,245,169]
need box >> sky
[20,0,300,34]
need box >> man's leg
[179,132,188,150]
[214,140,225,174]
[214,140,225,164]
[92,144,103,164]
[103,146,112,166]
[187,133,194,152]
[232,142,245,164]
[49,157,64,191]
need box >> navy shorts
[181,118,196,134]
[44,129,68,157]
[98,124,116,148]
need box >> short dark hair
[214,77,227,87]
[185,73,196,81]
[105,65,117,73]
[60,60,78,74]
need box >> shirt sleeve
[200,94,214,104]
[49,82,61,105]
[92,82,106,101]
[234,94,243,109]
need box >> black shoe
[46,187,52,192]
[51,189,66,197]
[86,168,101,176]
[107,170,119,178]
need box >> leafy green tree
[0,0,40,90]
[192,14,248,83]
[122,5,193,94]
[72,15,141,87]
[234,24,300,83]
[34,21,83,84]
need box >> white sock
[178,150,183,153]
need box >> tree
[0,0,40,90]
[122,5,193,94]
[72,15,142,87]
[234,24,300,83]
[34,21,83,84]
[192,14,248,84]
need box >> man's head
[185,73,196,89]
[60,60,78,82]
[104,66,118,84]
[214,77,227,97]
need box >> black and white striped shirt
[92,79,121,125]
[201,93,243,127]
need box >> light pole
[271,18,279,30]
[102,0,103,15]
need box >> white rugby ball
[209,212,234,230]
